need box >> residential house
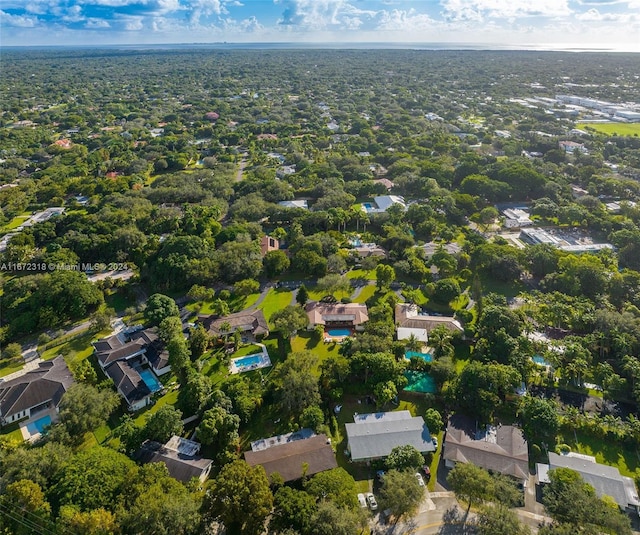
[502,208,533,229]
[395,303,463,343]
[361,195,406,214]
[443,415,529,483]
[135,436,213,483]
[0,356,74,426]
[352,242,387,259]
[244,431,337,482]
[200,309,269,339]
[260,235,279,257]
[305,302,369,331]
[93,328,169,411]
[345,411,435,463]
[421,242,462,259]
[278,199,309,210]
[537,452,640,514]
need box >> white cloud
[240,15,263,31]
[85,18,111,27]
[0,10,38,27]
[377,9,435,30]
[119,15,144,30]
[276,0,377,30]
[441,0,572,21]
[62,5,85,22]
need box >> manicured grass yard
[258,288,293,323]
[2,214,30,232]
[185,292,261,317]
[558,429,640,478]
[307,288,351,302]
[0,421,25,444]
[353,284,376,304]
[133,389,180,427]
[346,269,376,280]
[577,122,640,137]
[290,331,341,375]
[40,329,109,369]
[0,357,24,378]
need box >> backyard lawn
[558,429,640,478]
[346,269,376,280]
[258,288,293,323]
[2,214,30,231]
[290,331,341,375]
[353,284,376,304]
[0,356,24,378]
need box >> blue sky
[1,0,639,50]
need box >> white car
[415,473,425,487]
[357,493,367,508]
[432,437,438,450]
[366,492,378,510]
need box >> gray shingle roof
[443,415,529,480]
[0,356,74,420]
[135,440,212,482]
[346,412,434,461]
[547,452,640,508]
[103,361,150,406]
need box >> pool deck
[323,330,354,344]
[228,343,271,375]
[19,408,58,442]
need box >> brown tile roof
[244,434,337,482]
[0,356,74,420]
[201,309,269,336]
[443,415,529,480]
[305,302,369,326]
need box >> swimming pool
[234,354,262,368]
[26,415,51,435]
[140,369,162,392]
[532,355,550,367]
[362,202,374,211]
[328,328,351,337]
[404,371,437,394]
[406,351,433,362]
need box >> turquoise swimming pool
[328,328,351,337]
[140,369,162,392]
[234,354,262,368]
[532,355,550,366]
[26,414,51,435]
[406,351,433,362]
[404,371,437,393]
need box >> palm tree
[219,321,232,345]
[405,334,422,353]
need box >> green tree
[272,352,320,419]
[518,396,559,447]
[263,250,290,279]
[202,460,273,535]
[145,293,180,325]
[158,315,184,344]
[447,463,495,520]
[57,506,119,535]
[234,278,260,296]
[374,380,397,408]
[432,277,461,304]
[167,336,191,374]
[315,273,352,297]
[271,486,317,535]
[2,342,22,360]
[53,384,119,444]
[188,324,210,359]
[296,284,309,306]
[379,469,424,525]
[474,504,531,535]
[304,468,359,510]
[50,446,135,512]
[423,408,444,434]
[386,445,424,471]
[311,501,364,535]
[300,405,325,432]
[375,264,396,291]
[197,406,240,461]
[2,479,52,535]
[143,405,183,443]
[270,305,309,339]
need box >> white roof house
[361,195,406,214]
[502,208,532,229]
[278,199,308,210]
[346,410,435,462]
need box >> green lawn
[478,274,525,299]
[558,429,640,478]
[104,289,137,313]
[133,389,180,427]
[0,357,24,378]
[290,331,341,375]
[258,288,293,323]
[346,269,376,280]
[353,284,376,304]
[0,421,25,444]
[2,214,29,232]
[307,288,351,302]
[185,292,261,317]
[40,329,107,368]
[577,122,640,137]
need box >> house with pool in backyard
[305,301,369,342]
[93,327,171,411]
[0,356,74,441]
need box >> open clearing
[577,122,640,137]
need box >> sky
[1,0,639,50]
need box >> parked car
[415,473,425,487]
[366,492,378,510]
[432,437,438,449]
[357,493,367,508]
[376,470,386,481]
[422,465,431,480]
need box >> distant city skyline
[1,0,639,51]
